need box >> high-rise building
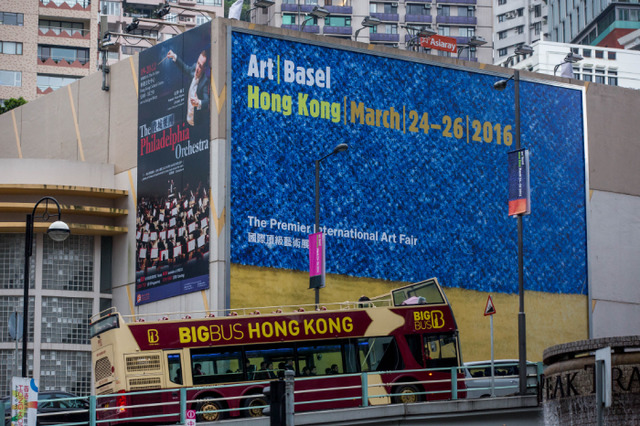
[98,0,222,68]
[548,0,640,47]
[250,0,494,63]
[493,0,547,65]
[0,0,96,103]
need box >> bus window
[190,350,243,384]
[357,336,403,372]
[405,334,424,367]
[424,334,458,368]
[168,353,182,385]
[297,343,342,376]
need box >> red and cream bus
[90,278,465,423]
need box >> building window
[582,48,591,57]
[608,70,618,86]
[407,4,430,15]
[439,5,450,16]
[325,16,350,27]
[100,1,121,16]
[0,12,24,26]
[282,13,297,25]
[121,45,145,55]
[608,51,616,60]
[498,0,507,5]
[459,27,475,37]
[0,235,35,290]
[516,25,524,34]
[498,30,507,39]
[39,19,85,37]
[582,72,592,82]
[533,21,542,34]
[517,8,524,16]
[595,69,605,84]
[41,297,93,344]
[40,350,91,396]
[438,26,450,36]
[0,41,22,55]
[0,70,21,87]
[195,15,211,26]
[534,4,542,17]
[499,48,508,56]
[37,74,80,91]
[196,0,222,5]
[460,6,475,17]
[370,2,398,13]
[38,45,90,64]
[595,50,604,58]
[498,14,505,22]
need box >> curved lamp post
[457,35,487,59]
[22,197,70,377]
[554,52,583,76]
[313,143,348,306]
[354,16,381,42]
[300,6,329,31]
[493,43,534,395]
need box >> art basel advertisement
[229,30,587,296]
[135,24,211,305]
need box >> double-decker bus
[90,278,464,423]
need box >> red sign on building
[420,35,458,53]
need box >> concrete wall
[1,18,639,360]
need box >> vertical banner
[508,149,531,216]
[11,377,38,426]
[309,232,325,289]
[135,24,211,305]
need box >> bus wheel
[392,384,421,404]
[243,395,267,417]
[197,399,223,422]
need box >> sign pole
[490,314,495,397]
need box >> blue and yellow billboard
[229,30,587,296]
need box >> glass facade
[0,234,104,396]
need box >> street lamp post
[493,45,533,395]
[22,197,70,377]
[354,16,381,41]
[313,143,348,307]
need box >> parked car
[463,360,536,398]
[3,391,89,426]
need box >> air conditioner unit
[392,2,398,6]
[392,43,399,47]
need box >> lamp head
[362,16,381,27]
[254,0,275,8]
[155,4,171,18]
[468,36,487,47]
[565,52,583,63]
[333,143,349,154]
[310,6,329,19]
[514,44,534,56]
[47,220,70,242]
[493,79,509,91]
[125,19,139,33]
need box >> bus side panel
[294,376,362,411]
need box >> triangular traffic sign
[484,295,496,316]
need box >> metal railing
[23,363,541,425]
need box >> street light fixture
[457,35,487,58]
[402,25,437,51]
[244,0,276,22]
[554,52,583,76]
[493,48,531,395]
[22,197,70,377]
[301,6,330,31]
[354,16,381,41]
[312,143,349,307]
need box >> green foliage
[0,97,27,114]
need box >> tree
[0,97,27,114]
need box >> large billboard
[229,30,587,295]
[135,24,211,305]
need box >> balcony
[281,24,320,34]
[370,33,400,42]
[405,14,433,24]
[324,26,352,35]
[281,4,315,13]
[38,26,91,40]
[38,55,90,69]
[436,16,477,25]
[39,0,91,10]
[371,13,399,22]
[436,0,477,4]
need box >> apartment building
[0,0,97,103]
[251,0,494,63]
[493,0,547,65]
[98,0,222,67]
